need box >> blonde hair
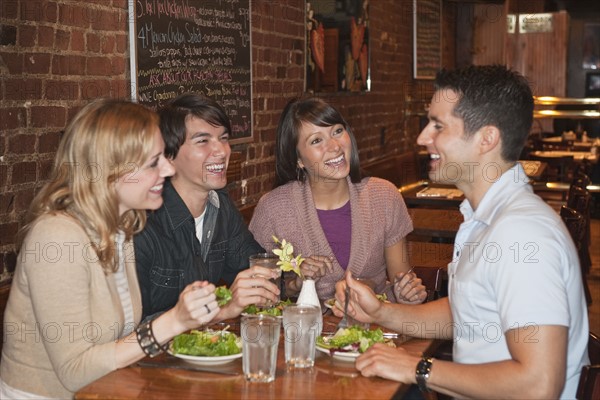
[19,99,159,273]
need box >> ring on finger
[205,304,211,314]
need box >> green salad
[242,299,293,317]
[317,326,394,353]
[215,286,232,306]
[171,329,241,357]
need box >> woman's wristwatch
[416,357,434,392]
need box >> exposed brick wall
[0,0,456,282]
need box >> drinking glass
[282,304,320,368]
[241,314,281,382]
[249,253,281,307]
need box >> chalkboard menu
[129,0,252,143]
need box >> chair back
[560,206,585,250]
[576,332,600,399]
[560,206,592,306]
[589,331,600,365]
[529,153,574,182]
[412,266,448,302]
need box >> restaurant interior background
[0,0,599,334]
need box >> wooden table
[400,182,464,208]
[408,208,463,241]
[75,316,437,400]
[530,150,598,163]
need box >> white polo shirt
[448,163,589,399]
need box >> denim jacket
[134,179,264,318]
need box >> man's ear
[478,125,501,155]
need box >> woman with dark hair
[249,97,426,302]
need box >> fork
[381,267,414,294]
[336,285,351,330]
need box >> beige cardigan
[0,213,142,398]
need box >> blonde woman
[0,99,218,399]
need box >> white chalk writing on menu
[132,0,252,142]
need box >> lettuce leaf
[215,286,232,307]
[172,330,241,357]
[317,326,388,353]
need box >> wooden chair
[529,153,574,183]
[412,266,448,302]
[576,332,600,400]
[560,206,592,306]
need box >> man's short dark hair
[434,65,533,162]
[158,93,231,159]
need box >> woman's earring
[296,166,304,181]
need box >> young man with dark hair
[135,94,279,321]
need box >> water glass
[282,304,320,368]
[249,253,281,307]
[241,314,281,382]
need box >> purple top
[316,201,351,270]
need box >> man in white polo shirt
[335,65,589,399]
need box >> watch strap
[416,357,434,392]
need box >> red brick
[0,193,14,216]
[37,25,54,47]
[39,159,54,180]
[2,1,19,19]
[71,30,85,51]
[39,131,61,153]
[110,57,126,75]
[0,223,19,246]
[46,80,79,101]
[101,36,115,54]
[0,165,7,187]
[23,53,51,74]
[55,29,70,51]
[113,0,127,7]
[11,162,37,185]
[0,108,25,130]
[52,54,85,75]
[0,24,17,45]
[91,9,124,31]
[5,78,42,100]
[87,33,101,52]
[59,4,89,29]
[20,1,52,22]
[110,79,130,100]
[30,106,66,128]
[115,34,127,53]
[82,80,111,100]
[19,24,37,47]
[8,134,36,154]
[1,252,18,274]
[0,51,23,74]
[15,188,35,213]
[86,56,112,76]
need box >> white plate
[169,351,242,366]
[316,344,359,362]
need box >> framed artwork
[583,23,600,70]
[305,1,370,93]
[413,0,441,80]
